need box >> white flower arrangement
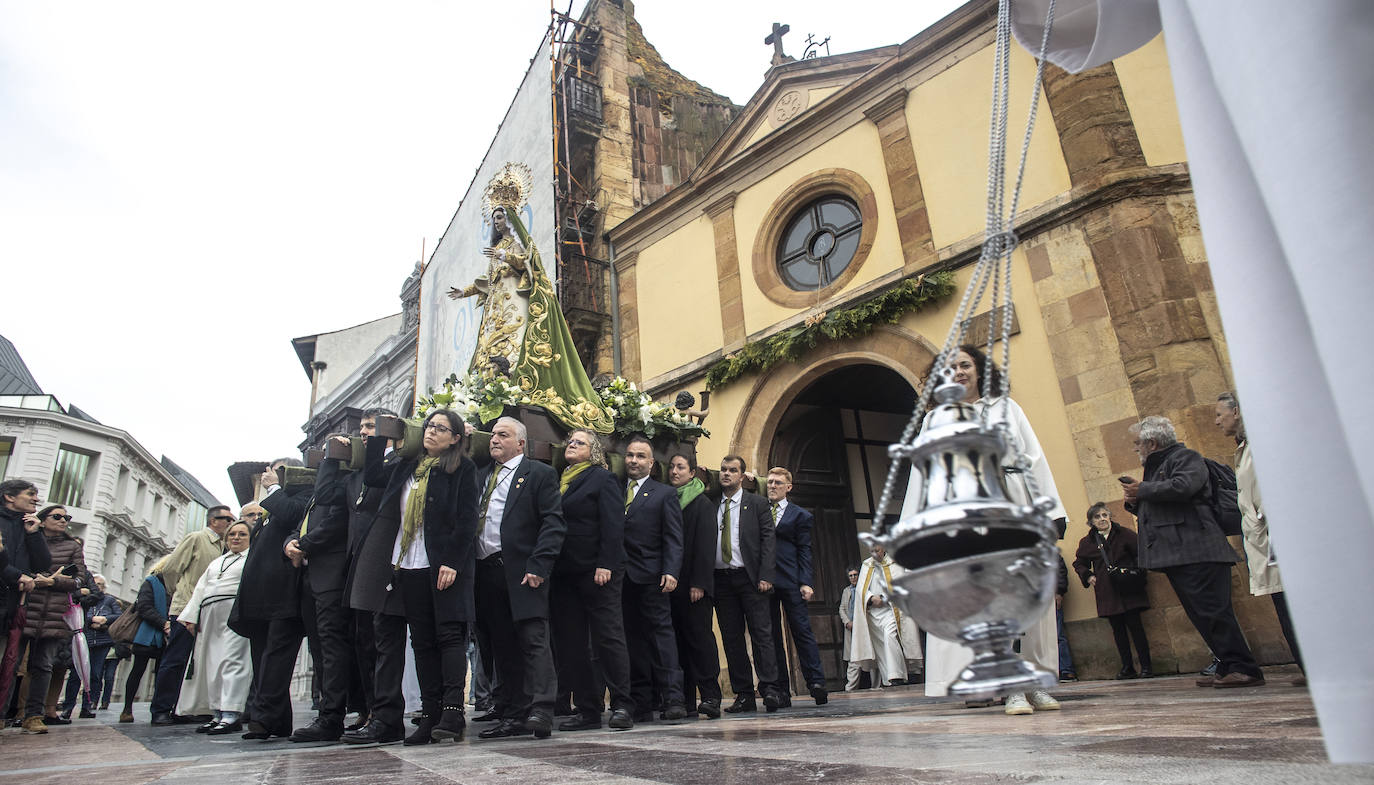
[597,376,709,439]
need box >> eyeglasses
[567,438,588,447]
[211,515,235,522]
[424,422,453,435]
[46,514,73,522]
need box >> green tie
[770,502,779,525]
[720,499,732,562]
[299,501,314,537]
[625,480,636,511]
[479,466,504,523]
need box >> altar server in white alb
[913,346,1067,716]
[850,544,922,688]
[176,520,253,734]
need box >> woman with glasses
[16,506,87,734]
[344,409,478,746]
[177,520,253,733]
[549,429,632,731]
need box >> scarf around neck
[560,461,593,494]
[676,477,706,509]
[397,455,441,568]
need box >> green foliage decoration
[704,272,956,391]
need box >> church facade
[606,0,1285,681]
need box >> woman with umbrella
[176,520,252,734]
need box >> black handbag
[1097,538,1147,594]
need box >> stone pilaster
[863,90,936,272]
[1041,62,1146,188]
[614,251,642,381]
[704,192,746,350]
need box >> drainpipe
[606,234,622,376]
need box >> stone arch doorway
[731,326,933,687]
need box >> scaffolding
[551,2,610,371]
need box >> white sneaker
[1004,692,1033,715]
[1028,690,1060,711]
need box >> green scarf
[676,476,706,509]
[396,455,440,568]
[560,461,593,494]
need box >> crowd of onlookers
[0,349,1302,736]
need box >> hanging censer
[860,0,1061,699]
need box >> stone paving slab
[0,667,1369,785]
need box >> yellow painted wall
[732,121,902,334]
[908,43,1072,248]
[1114,35,1187,167]
[634,214,726,379]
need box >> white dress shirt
[391,475,429,569]
[715,488,745,569]
[477,454,523,559]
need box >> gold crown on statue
[482,162,533,219]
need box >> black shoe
[632,710,655,723]
[775,694,792,709]
[206,720,243,735]
[1116,667,1140,680]
[524,713,552,739]
[241,721,272,740]
[478,719,532,739]
[809,683,829,706]
[1059,671,1078,683]
[697,700,721,719]
[290,717,343,743]
[150,712,176,727]
[404,715,436,746]
[608,709,634,730]
[1201,658,1220,678]
[341,719,403,745]
[1139,669,1155,679]
[99,703,110,711]
[663,702,688,721]
[472,711,501,723]
[724,695,757,714]
[78,708,97,719]
[560,713,601,731]
[431,709,466,742]
[196,719,218,733]
[553,704,575,717]
[45,715,72,726]
[409,713,425,726]
[888,678,907,687]
[763,691,781,713]
[345,717,369,731]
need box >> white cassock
[850,555,923,685]
[912,397,1062,697]
[176,549,252,717]
[1009,0,1373,761]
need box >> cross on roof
[765,22,794,67]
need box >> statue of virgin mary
[449,163,614,433]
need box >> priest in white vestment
[177,521,252,733]
[850,545,923,686]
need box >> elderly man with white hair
[1120,415,1262,688]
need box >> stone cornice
[702,192,738,220]
[862,90,909,124]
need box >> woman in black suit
[549,429,634,730]
[344,409,479,746]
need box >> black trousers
[475,556,555,722]
[550,570,632,717]
[1270,591,1305,673]
[372,569,469,730]
[121,647,161,714]
[1107,609,1152,671]
[623,577,685,711]
[713,568,778,696]
[150,617,194,714]
[302,576,352,726]
[1162,562,1261,678]
[768,585,825,693]
[348,608,376,715]
[670,590,721,706]
[250,615,306,735]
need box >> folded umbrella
[62,600,92,702]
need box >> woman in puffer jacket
[16,505,87,734]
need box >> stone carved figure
[447,163,614,434]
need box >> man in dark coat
[230,458,315,739]
[665,454,722,718]
[473,417,565,740]
[620,434,686,721]
[763,466,827,706]
[713,455,783,712]
[283,450,352,742]
[1122,415,1263,688]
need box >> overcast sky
[0,0,964,510]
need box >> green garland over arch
[705,271,956,391]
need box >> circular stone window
[776,195,863,291]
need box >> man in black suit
[763,467,828,706]
[713,455,783,712]
[474,417,566,740]
[620,435,687,721]
[283,441,354,742]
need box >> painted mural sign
[417,32,554,396]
